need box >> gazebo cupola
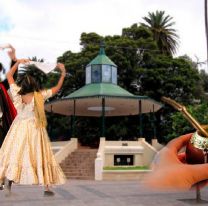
[86,45,117,85]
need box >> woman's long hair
[0,63,5,73]
[0,63,2,72]
[18,74,40,95]
[17,64,47,95]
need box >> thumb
[188,164,208,183]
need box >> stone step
[63,158,96,162]
[70,151,97,154]
[74,151,95,154]
[62,167,94,171]
[61,167,94,170]
[64,158,95,161]
[66,176,94,180]
[61,168,94,172]
[61,162,95,165]
[64,156,96,160]
[64,172,94,176]
[62,168,94,171]
[70,151,97,153]
[62,171,94,175]
[62,169,94,172]
[61,162,95,166]
[65,173,94,177]
[62,159,95,165]
[62,161,95,165]
[62,163,95,166]
[74,149,97,152]
[62,170,94,173]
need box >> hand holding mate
[143,133,208,190]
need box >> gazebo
[45,46,162,137]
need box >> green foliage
[105,116,140,141]
[199,69,208,94]
[17,64,48,89]
[29,56,44,62]
[46,112,71,141]
[135,56,201,103]
[75,117,100,148]
[165,103,208,142]
[141,10,179,56]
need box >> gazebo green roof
[45,83,162,117]
[87,47,117,67]
[64,83,138,99]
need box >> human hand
[17,59,30,64]
[143,133,208,190]
[7,44,17,61]
[57,63,66,76]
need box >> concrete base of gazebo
[95,137,163,180]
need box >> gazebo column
[152,104,156,138]
[139,100,143,137]
[101,98,105,137]
[72,99,76,137]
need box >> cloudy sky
[0,0,206,69]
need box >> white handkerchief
[0,49,11,81]
[29,61,57,74]
[0,43,11,50]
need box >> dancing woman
[0,59,66,196]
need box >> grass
[103,166,149,170]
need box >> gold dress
[0,83,65,185]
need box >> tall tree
[141,10,179,56]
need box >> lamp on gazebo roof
[85,44,118,85]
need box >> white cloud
[0,0,206,70]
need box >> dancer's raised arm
[51,63,66,95]
[1,44,18,90]
[7,45,17,63]
[6,59,29,85]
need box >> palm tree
[141,10,179,56]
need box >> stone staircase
[60,148,97,180]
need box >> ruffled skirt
[0,117,65,185]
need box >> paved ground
[1,180,208,206]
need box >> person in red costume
[0,45,17,190]
[0,45,17,146]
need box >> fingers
[57,63,65,68]
[178,152,186,163]
[18,59,30,64]
[57,63,66,73]
[6,44,15,51]
[9,45,15,51]
[167,133,192,153]
[7,46,16,61]
[188,163,208,183]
